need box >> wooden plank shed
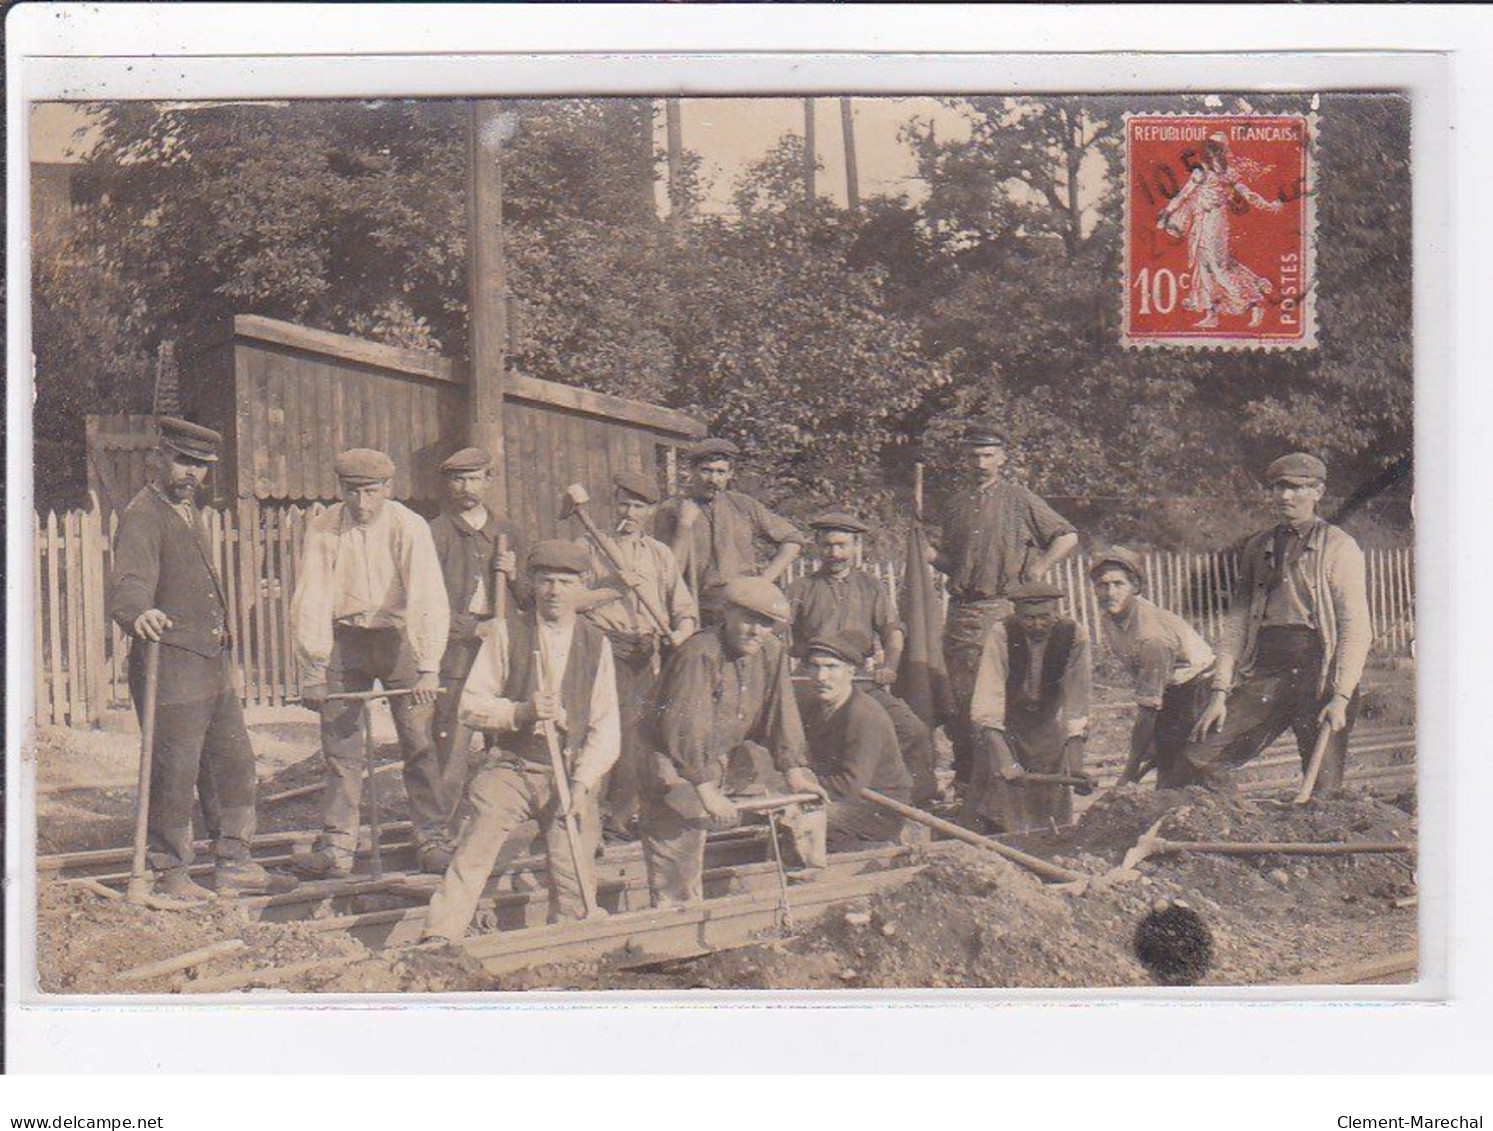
[108,314,705,539]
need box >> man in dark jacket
[106,418,294,902]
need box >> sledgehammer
[560,483,673,636]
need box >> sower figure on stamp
[930,422,1078,795]
[966,582,1092,835]
[582,471,697,841]
[786,512,937,806]
[423,541,620,941]
[289,449,450,879]
[637,578,827,908]
[106,418,296,901]
[799,633,915,850]
[655,437,805,626]
[1090,547,1215,790]
[1183,454,1371,793]
[424,446,523,873]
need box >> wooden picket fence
[34,500,1418,729]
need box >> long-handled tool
[1119,815,1413,873]
[363,706,384,881]
[560,483,673,636]
[126,640,162,905]
[535,646,598,918]
[1294,721,1336,805]
[1014,771,1097,795]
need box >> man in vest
[967,581,1092,834]
[423,540,621,940]
[1184,453,1372,792]
[637,577,825,907]
[932,422,1078,792]
[582,470,697,840]
[425,446,522,872]
[1090,547,1215,789]
[106,418,295,901]
[289,448,450,879]
[655,438,805,625]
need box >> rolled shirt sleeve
[289,513,340,689]
[1024,488,1077,548]
[747,495,806,548]
[1132,637,1177,710]
[1328,536,1372,699]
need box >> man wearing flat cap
[424,539,620,939]
[655,437,805,624]
[1090,547,1215,789]
[967,581,1092,833]
[423,446,524,872]
[636,576,826,906]
[1183,454,1370,792]
[289,448,450,878]
[107,418,293,901]
[787,513,937,805]
[799,632,915,849]
[581,470,697,839]
[931,421,1078,793]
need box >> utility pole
[468,99,510,507]
[840,97,860,211]
[666,97,686,219]
[803,96,817,204]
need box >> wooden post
[468,100,510,510]
[840,97,860,211]
[803,97,817,204]
[665,98,686,219]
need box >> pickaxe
[560,483,673,637]
[1119,815,1414,873]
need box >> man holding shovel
[1183,453,1371,793]
[423,540,620,940]
[289,448,449,879]
[107,418,293,901]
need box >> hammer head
[559,483,590,522]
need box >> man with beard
[289,448,449,879]
[107,418,295,901]
[1090,547,1215,789]
[932,423,1078,794]
[655,438,805,625]
[582,470,697,839]
[423,447,522,872]
[1183,454,1371,792]
[967,581,1092,834]
[636,578,826,907]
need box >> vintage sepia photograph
[23,87,1416,997]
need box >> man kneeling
[423,540,619,942]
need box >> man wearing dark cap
[932,422,1078,792]
[423,539,620,940]
[581,470,697,839]
[786,513,936,805]
[1090,547,1215,789]
[423,446,524,872]
[655,437,805,624]
[799,633,914,848]
[967,581,1092,833]
[290,448,450,878]
[1183,454,1371,792]
[107,418,293,900]
[636,577,826,906]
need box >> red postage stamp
[1122,113,1316,349]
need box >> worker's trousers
[602,644,660,834]
[424,760,601,941]
[128,644,257,875]
[317,625,442,860]
[943,598,1012,785]
[431,633,485,847]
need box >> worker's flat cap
[809,511,869,534]
[686,437,740,463]
[437,447,492,474]
[1089,546,1146,586]
[333,448,396,483]
[527,539,591,575]
[1008,580,1066,604]
[964,419,1009,447]
[1265,452,1327,485]
[805,631,868,666]
[158,417,221,463]
[613,470,660,504]
[721,577,790,623]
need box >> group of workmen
[106,415,1371,941]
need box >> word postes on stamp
[1123,113,1316,349]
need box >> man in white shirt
[289,448,450,878]
[423,540,621,940]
